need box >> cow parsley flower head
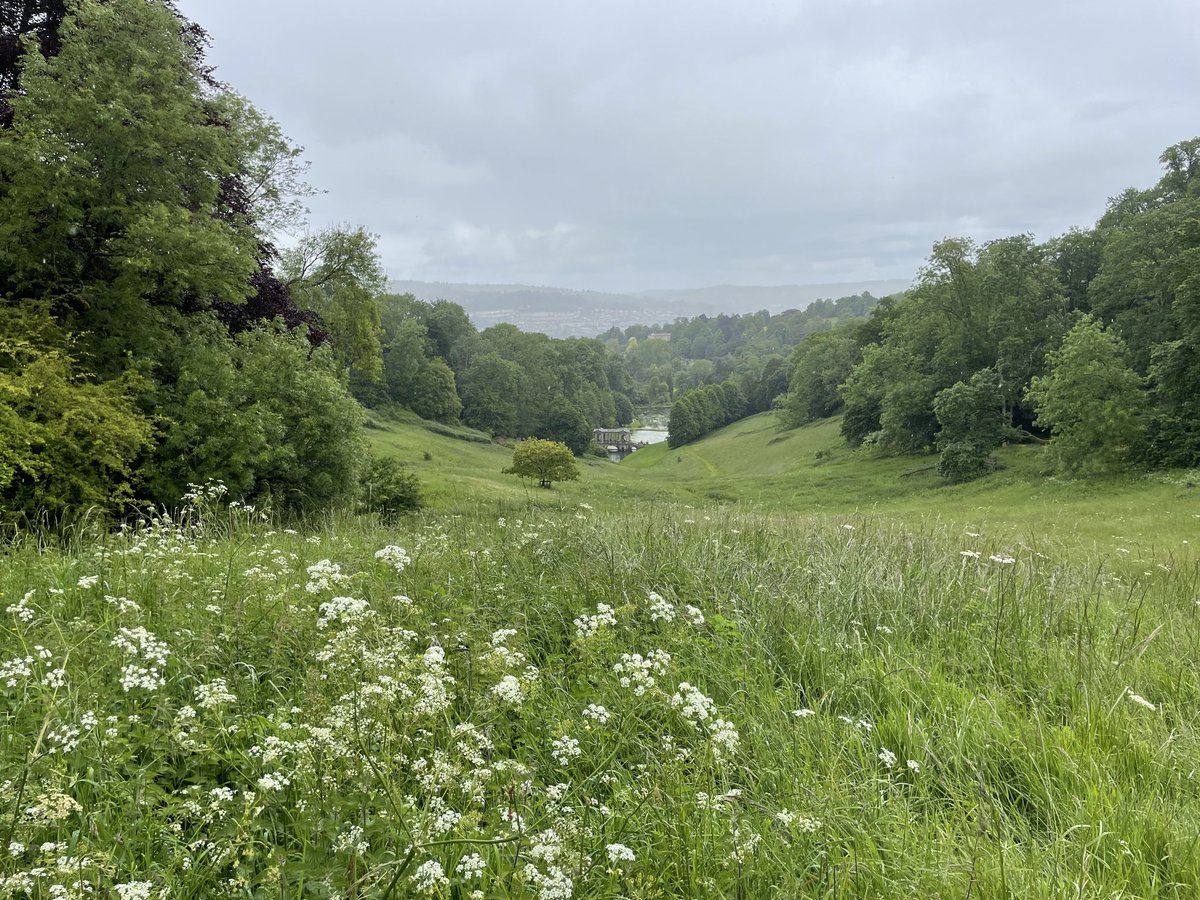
[195,678,236,709]
[410,860,449,893]
[523,864,573,900]
[6,591,35,623]
[305,559,350,594]
[491,674,524,706]
[456,853,486,879]
[710,719,740,760]
[257,772,290,792]
[582,703,610,725]
[672,682,717,724]
[317,595,372,630]
[878,747,897,768]
[606,843,635,863]
[113,884,155,900]
[375,545,412,573]
[550,735,581,766]
[646,591,675,622]
[573,603,617,639]
[613,650,670,695]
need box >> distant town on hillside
[386,279,913,337]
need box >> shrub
[0,308,153,522]
[358,456,422,521]
[935,441,997,482]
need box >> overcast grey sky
[179,0,1199,292]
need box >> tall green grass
[1,499,1196,896]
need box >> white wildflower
[646,590,675,622]
[317,595,371,630]
[573,603,617,639]
[710,719,740,760]
[410,859,449,893]
[305,559,350,594]
[113,883,154,900]
[456,853,486,879]
[582,704,610,725]
[491,628,518,646]
[6,591,35,623]
[606,843,635,864]
[195,678,236,709]
[333,825,369,855]
[524,864,573,900]
[256,772,290,792]
[550,735,581,766]
[878,748,897,768]
[683,604,705,626]
[491,674,524,706]
[375,545,412,573]
[672,682,717,724]
[613,650,670,696]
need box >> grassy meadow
[1,412,1198,897]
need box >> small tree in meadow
[503,438,579,488]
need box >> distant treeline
[773,137,1200,480]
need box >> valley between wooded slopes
[3,406,1197,897]
[4,0,1200,896]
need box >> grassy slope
[2,411,1198,895]
[370,408,1199,558]
[623,412,1199,555]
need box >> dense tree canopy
[778,137,1200,479]
[0,0,366,519]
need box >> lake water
[630,429,668,445]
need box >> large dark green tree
[0,0,367,517]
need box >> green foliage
[666,379,748,447]
[837,344,915,447]
[613,392,634,426]
[282,226,386,387]
[459,351,523,435]
[502,438,580,487]
[0,308,153,521]
[357,455,422,521]
[147,322,367,511]
[783,329,861,425]
[408,358,462,424]
[1143,340,1200,467]
[1,498,1197,895]
[0,0,258,363]
[210,91,316,237]
[1027,316,1145,475]
[933,370,1008,481]
[935,441,996,482]
[537,399,591,456]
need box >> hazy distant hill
[386,278,911,338]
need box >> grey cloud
[181,0,1200,292]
